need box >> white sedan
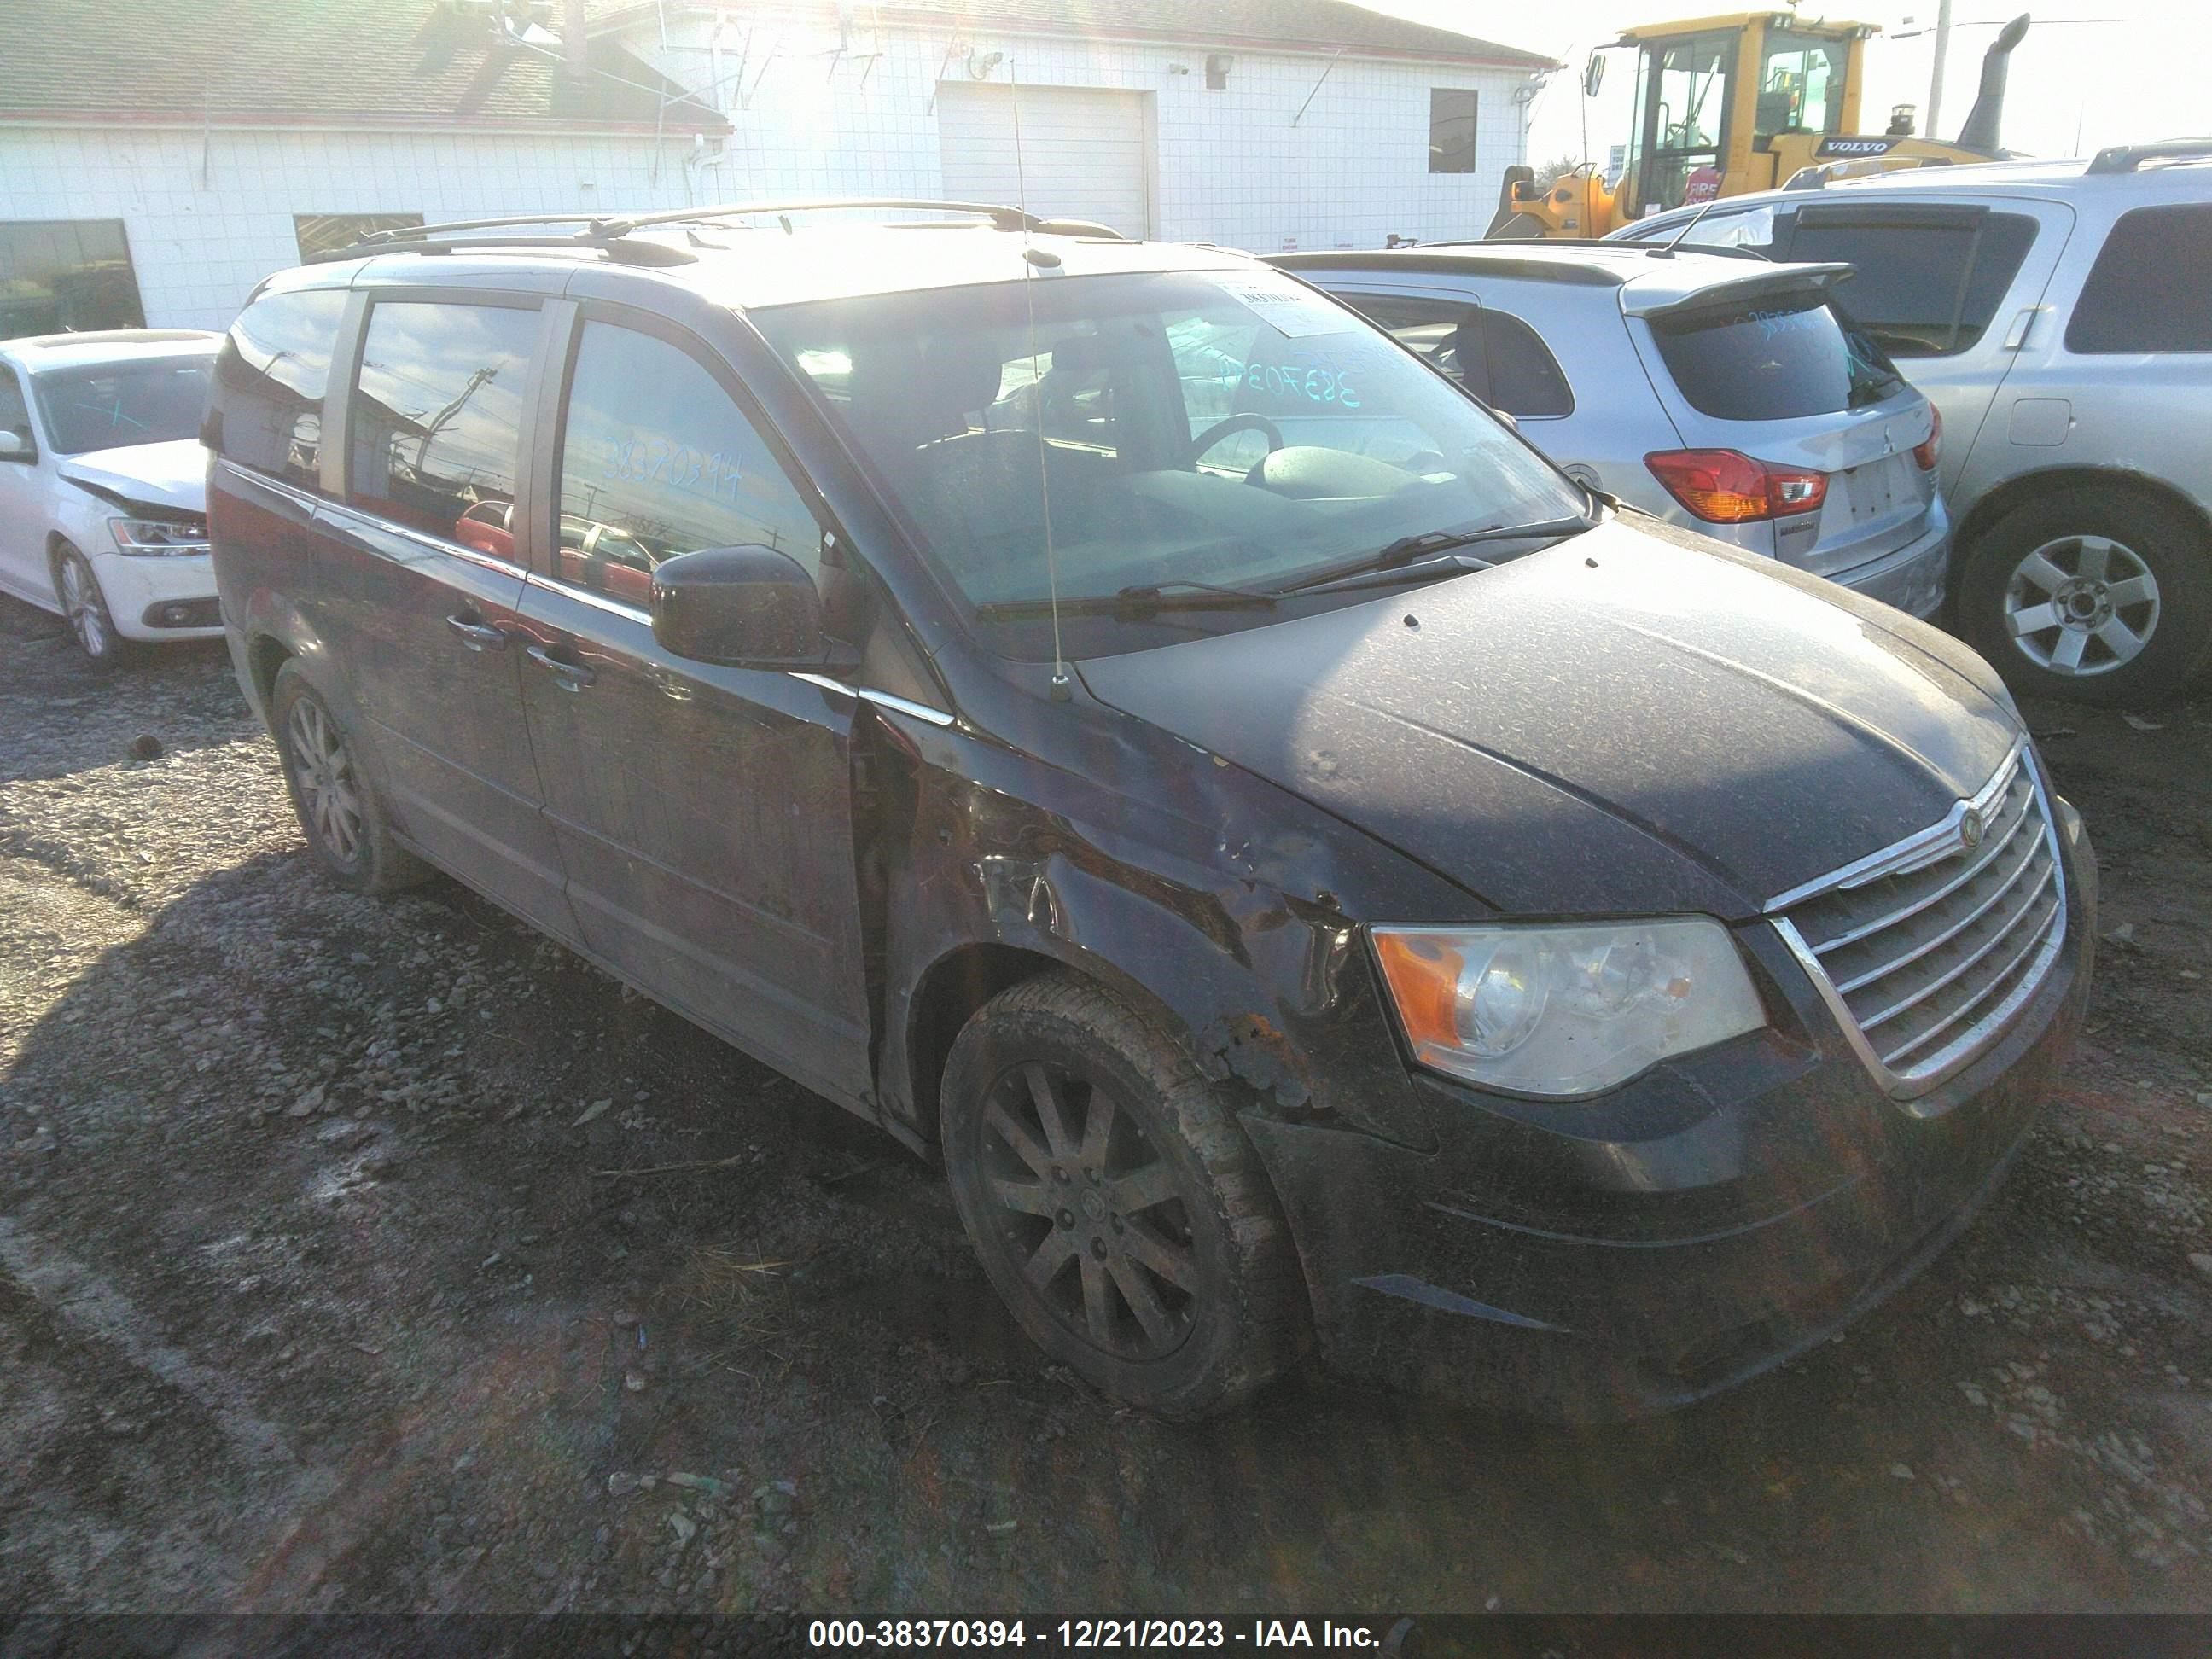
[0,329,222,668]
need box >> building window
[1429,90,1479,174]
[0,220,146,335]
[294,213,424,262]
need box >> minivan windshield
[754,267,1586,658]
[32,355,213,456]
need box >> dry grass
[667,1245,798,1375]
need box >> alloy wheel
[60,556,108,660]
[975,1060,1201,1361]
[2004,533,2161,678]
[286,698,364,866]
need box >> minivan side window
[1783,212,2038,357]
[1347,295,1574,418]
[212,286,346,489]
[347,300,538,557]
[2065,205,2212,354]
[551,321,821,607]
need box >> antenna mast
[1005,59,1074,701]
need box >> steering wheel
[1190,413,1284,465]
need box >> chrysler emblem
[1960,808,1985,850]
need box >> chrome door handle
[525,643,595,690]
[445,614,509,652]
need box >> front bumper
[1242,800,2095,1419]
[1827,508,1953,620]
[90,550,222,643]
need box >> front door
[0,364,50,603]
[515,310,873,1103]
[313,294,578,940]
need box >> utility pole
[1926,0,1954,137]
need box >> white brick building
[0,1,1552,335]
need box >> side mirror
[0,428,33,461]
[649,544,847,670]
[1582,52,1605,98]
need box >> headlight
[1371,918,1765,1097]
[109,515,211,556]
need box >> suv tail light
[1644,449,1829,523]
[1912,405,1943,470]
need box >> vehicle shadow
[0,835,2143,1614]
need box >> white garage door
[936,83,1151,240]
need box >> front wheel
[55,543,127,671]
[1959,488,2212,708]
[940,974,1307,1419]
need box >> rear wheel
[54,543,127,671]
[939,974,1306,1419]
[1959,488,2212,707]
[270,661,428,895]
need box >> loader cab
[1599,14,1871,219]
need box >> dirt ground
[1,591,2208,1618]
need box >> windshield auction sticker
[1220,277,1359,338]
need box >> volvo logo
[1960,808,1985,850]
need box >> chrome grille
[1767,744,2067,1098]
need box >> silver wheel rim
[2003,533,2160,678]
[977,1060,1200,1362]
[60,556,107,659]
[286,699,364,865]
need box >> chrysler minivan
[209,204,2094,1419]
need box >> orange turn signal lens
[1644,449,1828,523]
[1371,930,1464,1052]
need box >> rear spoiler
[1621,262,1854,320]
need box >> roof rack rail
[306,197,1057,267]
[2085,137,2212,174]
[306,228,699,267]
[611,197,1045,234]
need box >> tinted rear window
[1650,288,1904,420]
[212,286,346,488]
[2066,204,2212,353]
[1783,212,2037,357]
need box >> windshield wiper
[975,579,1278,621]
[1275,513,1598,596]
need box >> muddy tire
[1959,488,2212,709]
[54,542,130,672]
[940,973,1307,1419]
[270,661,428,895]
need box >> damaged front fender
[870,704,1472,1154]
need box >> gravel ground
[2,592,2209,1616]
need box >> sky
[1363,1,2209,167]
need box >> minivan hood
[57,439,207,515]
[1077,521,2018,918]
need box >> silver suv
[1619,141,2212,708]
[1273,243,1952,619]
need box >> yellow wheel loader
[1489,11,2031,239]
